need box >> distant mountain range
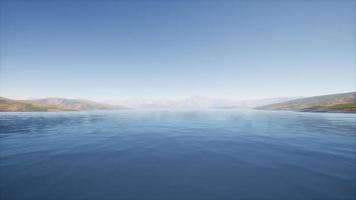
[1,92,355,112]
[0,97,128,112]
[0,96,300,111]
[111,96,300,109]
[257,92,356,113]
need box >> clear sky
[1,0,355,100]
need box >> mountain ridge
[0,97,129,112]
[110,96,300,109]
[256,92,356,113]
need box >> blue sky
[1,0,355,100]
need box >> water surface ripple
[0,110,355,200]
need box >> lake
[0,110,355,200]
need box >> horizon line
[2,90,355,103]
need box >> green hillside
[0,97,128,112]
[256,92,356,113]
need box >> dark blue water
[0,110,355,200]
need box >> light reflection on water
[1,110,356,200]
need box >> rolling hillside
[256,92,356,113]
[0,97,128,112]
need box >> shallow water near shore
[1,110,356,200]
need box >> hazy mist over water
[1,110,355,200]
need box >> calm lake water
[0,110,355,200]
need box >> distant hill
[111,96,299,109]
[0,97,128,112]
[256,92,356,113]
